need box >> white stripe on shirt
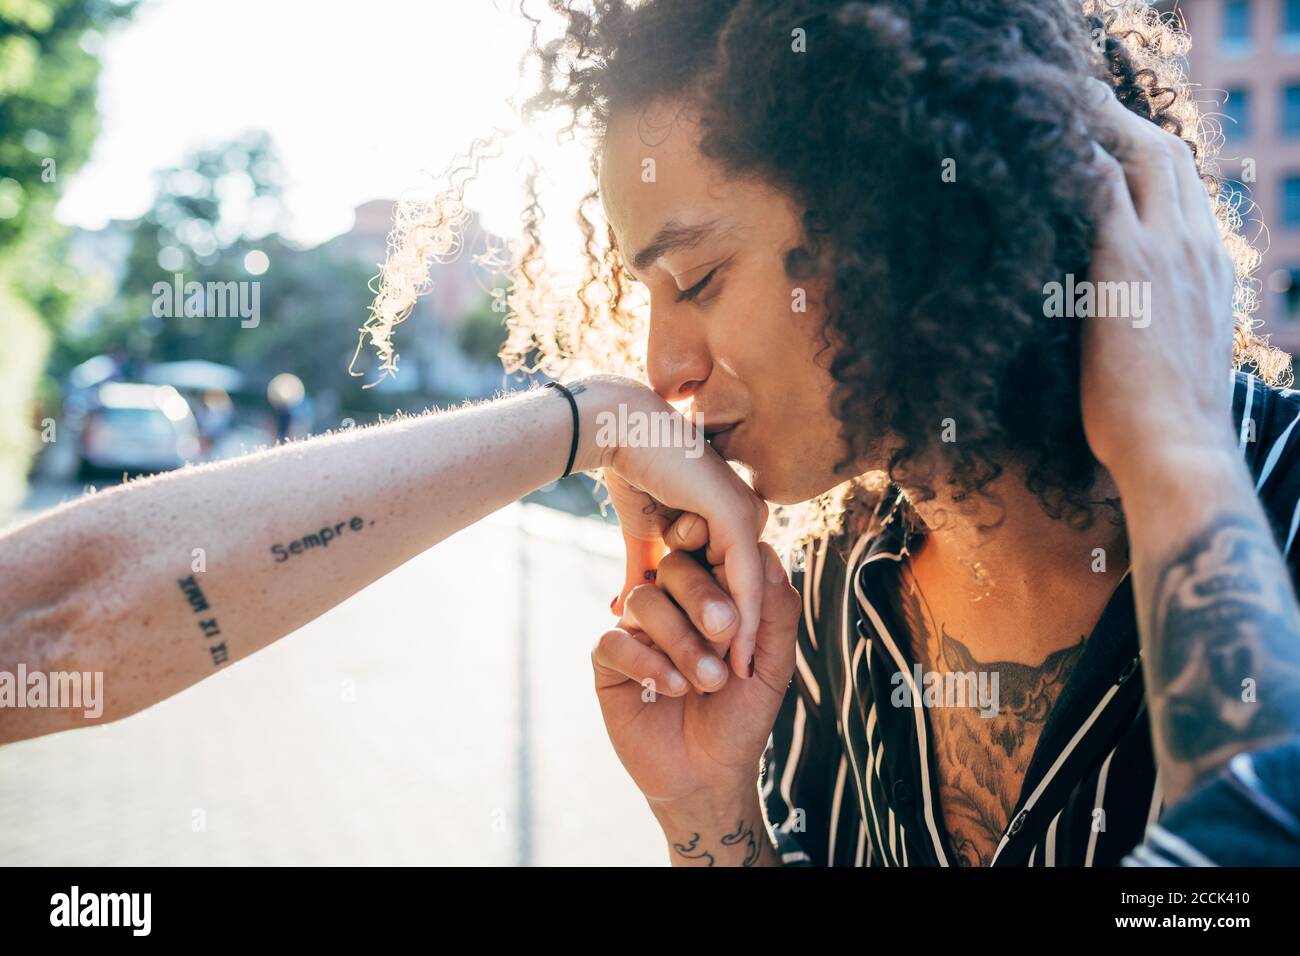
[777,696,807,832]
[989,669,1128,865]
[1238,372,1256,453]
[1084,747,1117,866]
[839,534,874,858]
[855,561,950,866]
[829,753,848,863]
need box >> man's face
[599,99,866,504]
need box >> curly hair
[364,0,1290,550]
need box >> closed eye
[676,268,717,303]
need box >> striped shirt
[763,370,1300,867]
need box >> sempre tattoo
[672,820,764,866]
[270,516,371,563]
[1146,513,1300,779]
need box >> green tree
[59,131,389,410]
[0,0,136,515]
[71,131,287,363]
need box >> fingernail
[696,655,725,687]
[747,656,755,679]
[666,670,688,694]
[1085,76,1110,106]
[610,595,618,611]
[702,601,736,636]
[676,513,700,541]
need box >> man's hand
[591,533,799,865]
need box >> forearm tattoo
[672,819,763,867]
[177,575,228,667]
[270,516,371,563]
[1147,513,1300,776]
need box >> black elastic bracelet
[544,380,580,479]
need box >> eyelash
[676,268,718,303]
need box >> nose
[645,300,712,402]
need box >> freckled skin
[2,374,765,744]
[0,385,626,745]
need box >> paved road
[0,486,667,865]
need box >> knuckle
[780,585,802,619]
[592,628,620,658]
[677,561,720,596]
[630,643,656,674]
[657,549,693,575]
[624,583,658,612]
[1134,137,1169,170]
[1097,152,1123,181]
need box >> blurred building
[1159,0,1300,351]
[67,198,511,403]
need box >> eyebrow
[629,218,723,272]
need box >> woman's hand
[1079,78,1238,477]
[1077,80,1300,807]
[569,374,769,677]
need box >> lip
[704,421,741,459]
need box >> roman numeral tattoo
[178,575,228,667]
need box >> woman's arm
[1082,80,1300,805]
[0,373,763,744]
[0,379,605,742]
[1114,449,1300,804]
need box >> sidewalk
[0,501,667,865]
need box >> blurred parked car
[77,383,201,479]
